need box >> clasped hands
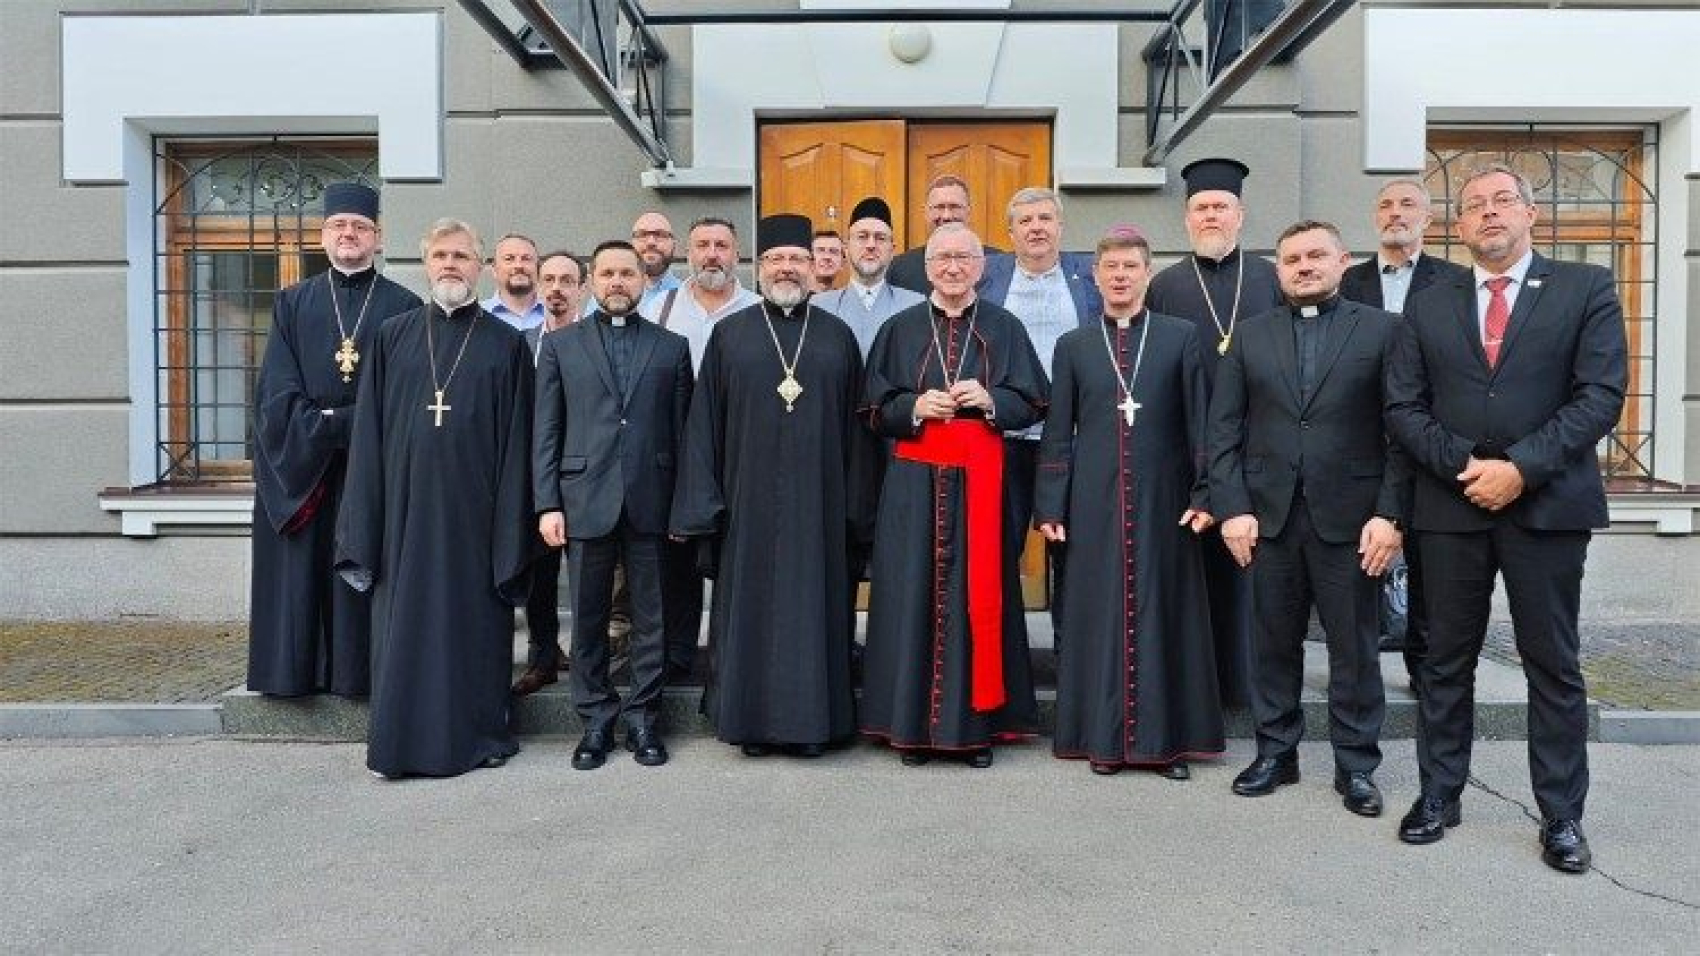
[1458,456,1524,511]
[914,380,993,421]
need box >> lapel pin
[1527,279,1544,288]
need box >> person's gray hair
[1377,178,1432,206]
[1006,187,1061,226]
[925,222,984,259]
[420,218,484,262]
[1456,162,1535,208]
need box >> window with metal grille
[1423,127,1657,485]
[153,138,379,483]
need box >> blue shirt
[482,295,547,332]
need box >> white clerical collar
[1298,305,1321,318]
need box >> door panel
[759,120,909,244]
[906,122,1052,250]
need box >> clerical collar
[331,264,375,285]
[929,295,977,320]
[1103,308,1147,330]
[1194,246,1241,270]
[598,309,634,328]
[432,298,481,319]
[1292,295,1342,319]
[764,299,806,321]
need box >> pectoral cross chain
[427,390,451,427]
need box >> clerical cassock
[671,214,878,751]
[1144,158,1283,709]
[859,298,1049,753]
[336,300,536,778]
[1036,309,1225,770]
[249,186,419,697]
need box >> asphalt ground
[0,736,1694,954]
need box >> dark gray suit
[1209,297,1412,774]
[1387,253,1626,821]
[1340,252,1472,673]
[520,324,564,670]
[534,314,694,731]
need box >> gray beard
[1192,235,1235,261]
[431,278,475,311]
[852,259,887,283]
[694,266,730,292]
[764,281,806,310]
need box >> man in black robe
[1146,158,1284,709]
[860,222,1049,769]
[336,219,536,779]
[248,182,419,698]
[671,214,876,757]
[1036,227,1224,779]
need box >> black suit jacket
[533,315,694,539]
[1340,253,1470,313]
[1386,253,1627,533]
[1209,299,1412,544]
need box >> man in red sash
[860,223,1050,768]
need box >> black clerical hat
[1180,158,1250,198]
[323,182,380,221]
[848,196,893,229]
[757,214,813,255]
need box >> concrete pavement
[1,736,1694,954]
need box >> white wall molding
[62,13,444,183]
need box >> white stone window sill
[98,488,254,537]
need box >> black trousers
[1249,499,1385,774]
[567,517,666,731]
[1402,536,1429,681]
[662,537,704,673]
[1417,526,1590,821]
[1002,438,1066,645]
[523,546,564,669]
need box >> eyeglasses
[323,218,376,235]
[1459,192,1528,216]
[632,229,674,241]
[925,252,983,265]
[760,253,812,267]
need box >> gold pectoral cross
[427,390,451,427]
[1118,396,1142,427]
[334,337,360,382]
[777,375,803,412]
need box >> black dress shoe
[740,743,771,758]
[1089,761,1121,776]
[899,751,930,767]
[966,748,994,769]
[572,726,613,771]
[1334,771,1383,817]
[1231,754,1299,796]
[478,754,508,770]
[789,743,825,758]
[1397,795,1461,844]
[626,726,669,767]
[510,666,557,697]
[1155,761,1190,781]
[1540,818,1592,874]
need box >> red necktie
[1483,275,1512,367]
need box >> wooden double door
[759,119,1055,609]
[758,119,1051,253]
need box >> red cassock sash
[894,418,1006,712]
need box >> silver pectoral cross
[1118,395,1141,427]
[427,389,451,427]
